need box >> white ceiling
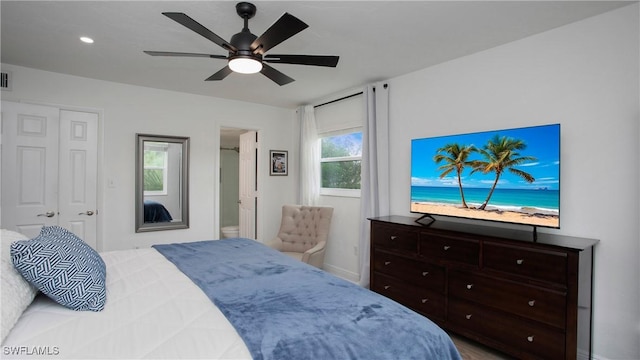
[1,1,633,109]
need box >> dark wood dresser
[369,215,598,360]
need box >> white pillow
[1,229,38,343]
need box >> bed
[143,200,173,223]
[1,228,462,360]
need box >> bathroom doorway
[219,127,257,239]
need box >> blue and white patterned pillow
[11,226,106,311]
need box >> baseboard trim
[578,348,590,360]
[588,352,611,360]
[579,347,614,360]
[323,263,359,283]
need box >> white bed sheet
[2,248,252,359]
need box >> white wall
[1,64,297,251]
[319,194,361,281]
[386,5,639,359]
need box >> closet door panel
[58,110,98,249]
[1,101,59,238]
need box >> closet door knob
[528,300,536,307]
[37,211,55,218]
[443,245,451,251]
[516,259,525,265]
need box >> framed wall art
[270,150,288,176]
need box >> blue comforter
[154,238,461,360]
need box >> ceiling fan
[144,2,339,86]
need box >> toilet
[221,225,240,239]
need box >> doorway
[219,127,257,239]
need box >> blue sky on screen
[411,124,560,190]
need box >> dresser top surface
[369,215,599,251]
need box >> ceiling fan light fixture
[229,57,262,74]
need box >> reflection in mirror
[135,134,189,232]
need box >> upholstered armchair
[266,205,334,268]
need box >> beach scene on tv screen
[411,124,560,228]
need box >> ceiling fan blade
[205,66,233,81]
[251,13,308,55]
[260,63,295,86]
[162,12,237,52]
[264,54,339,67]
[144,51,227,59]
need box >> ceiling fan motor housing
[230,30,261,62]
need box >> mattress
[2,247,252,359]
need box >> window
[143,142,168,195]
[320,129,362,196]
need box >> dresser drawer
[449,299,565,360]
[449,270,566,329]
[373,250,445,292]
[419,232,479,266]
[484,243,567,284]
[372,273,446,321]
[371,222,418,253]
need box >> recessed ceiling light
[80,36,94,44]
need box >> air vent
[1,71,12,91]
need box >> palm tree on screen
[472,135,537,210]
[434,143,477,208]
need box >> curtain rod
[313,82,388,109]
[314,91,363,109]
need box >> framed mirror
[135,134,189,232]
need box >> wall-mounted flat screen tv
[411,124,560,228]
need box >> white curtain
[358,82,390,287]
[298,105,320,205]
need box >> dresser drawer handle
[384,285,391,290]
[390,235,397,241]
[421,298,429,303]
[528,300,536,307]
[466,284,474,290]
[527,335,535,343]
[422,271,429,276]
[443,245,451,251]
[516,259,525,265]
[465,314,472,320]
[384,261,391,266]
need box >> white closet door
[1,101,60,239]
[1,102,98,249]
[57,110,98,249]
